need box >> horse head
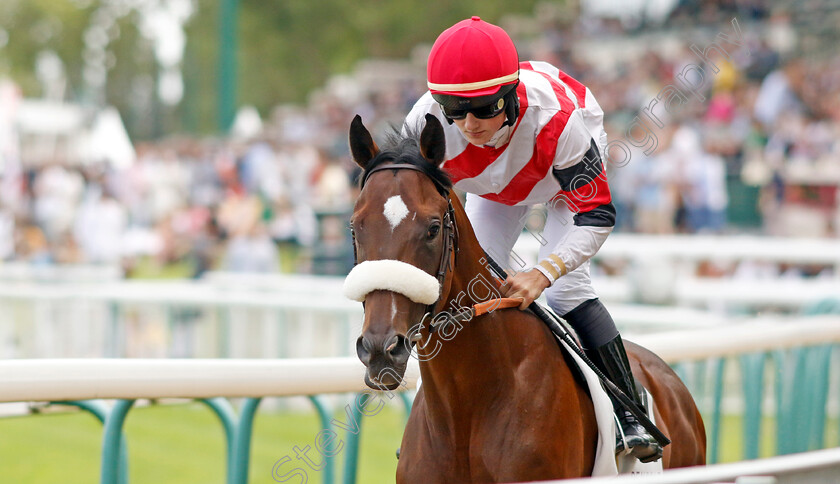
[345,114,452,390]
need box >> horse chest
[399,391,564,483]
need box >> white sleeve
[543,109,615,277]
[551,224,613,276]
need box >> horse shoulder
[397,389,466,484]
[479,312,599,479]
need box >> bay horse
[346,114,706,483]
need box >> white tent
[0,79,22,173]
[87,107,136,169]
[15,100,135,168]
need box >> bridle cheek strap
[343,260,441,305]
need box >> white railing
[4,316,838,402]
[0,277,362,359]
[513,233,840,308]
[0,273,836,359]
[633,315,840,361]
[2,317,839,484]
[0,357,415,403]
[0,262,122,282]
[548,447,840,484]
[1,233,838,359]
[514,233,840,270]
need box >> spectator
[753,58,806,130]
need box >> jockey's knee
[560,298,618,350]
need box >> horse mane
[362,125,452,195]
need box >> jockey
[403,16,663,463]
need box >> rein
[431,297,525,328]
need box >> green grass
[0,399,403,484]
[713,414,839,463]
[127,257,196,279]
[1,402,837,483]
[715,414,778,462]
[125,245,303,280]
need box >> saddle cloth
[557,337,665,476]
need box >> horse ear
[419,114,446,167]
[349,115,379,169]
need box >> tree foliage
[0,0,546,139]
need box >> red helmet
[427,17,519,98]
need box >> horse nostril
[384,334,399,354]
[387,334,411,363]
[356,336,372,365]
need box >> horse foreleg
[396,391,466,484]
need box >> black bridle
[350,162,457,323]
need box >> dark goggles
[441,96,506,120]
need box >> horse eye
[427,223,441,239]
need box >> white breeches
[464,192,598,315]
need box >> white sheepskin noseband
[343,260,440,305]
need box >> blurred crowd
[2,4,839,275]
[3,136,360,276]
[543,8,839,238]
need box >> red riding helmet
[427,17,520,125]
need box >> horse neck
[445,194,502,313]
[417,194,529,407]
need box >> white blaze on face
[383,195,410,231]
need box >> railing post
[342,393,368,484]
[217,307,231,358]
[101,399,135,484]
[107,302,122,357]
[740,352,766,460]
[201,397,239,484]
[308,396,336,484]
[804,345,833,450]
[794,348,812,453]
[692,361,708,411]
[276,310,288,358]
[773,344,834,455]
[774,348,804,455]
[56,400,128,484]
[232,397,262,484]
[708,358,726,464]
[836,345,840,448]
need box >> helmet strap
[502,82,520,127]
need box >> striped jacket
[405,61,615,228]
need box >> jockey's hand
[501,269,552,310]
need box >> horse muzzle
[356,332,411,391]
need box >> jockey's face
[452,111,506,146]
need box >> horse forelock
[361,128,452,195]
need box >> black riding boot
[586,335,663,463]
